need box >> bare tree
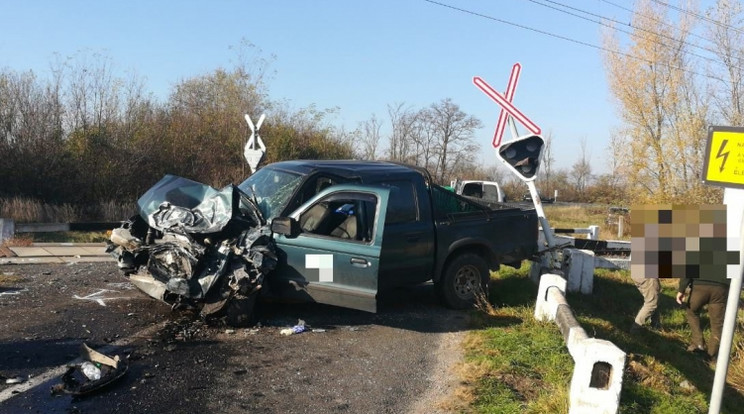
[539,131,554,191]
[358,114,382,160]
[707,0,744,126]
[385,103,418,163]
[570,138,592,198]
[427,98,482,183]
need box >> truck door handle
[350,257,370,267]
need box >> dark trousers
[686,283,727,357]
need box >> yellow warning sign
[703,126,744,188]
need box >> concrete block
[534,273,566,322]
[0,219,14,243]
[569,338,626,414]
[564,248,595,294]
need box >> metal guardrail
[0,219,121,242]
[552,225,600,240]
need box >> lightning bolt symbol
[716,139,730,173]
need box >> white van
[452,180,506,203]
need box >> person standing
[631,273,661,332]
[676,273,729,359]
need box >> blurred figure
[630,272,661,333]
[676,273,729,359]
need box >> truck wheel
[437,253,490,309]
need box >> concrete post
[569,338,626,414]
[617,216,624,239]
[588,225,599,240]
[533,272,625,414]
[534,273,567,322]
[563,248,595,294]
[0,219,14,244]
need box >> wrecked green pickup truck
[108,160,538,324]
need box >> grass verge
[459,263,744,413]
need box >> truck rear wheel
[436,253,490,309]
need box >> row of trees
[0,50,355,213]
[0,49,498,213]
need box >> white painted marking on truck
[306,254,334,282]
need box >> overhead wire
[597,0,710,44]
[421,0,725,82]
[650,0,744,36]
[524,0,724,68]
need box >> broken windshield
[238,167,303,219]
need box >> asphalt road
[0,262,469,414]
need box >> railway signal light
[497,134,544,181]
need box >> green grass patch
[461,264,744,413]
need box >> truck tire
[436,253,490,309]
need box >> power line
[651,0,744,36]
[598,0,710,44]
[421,0,724,82]
[524,0,723,67]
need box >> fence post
[588,225,599,240]
[563,248,595,294]
[0,219,14,244]
[617,216,624,239]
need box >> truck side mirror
[271,217,300,238]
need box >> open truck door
[270,185,389,312]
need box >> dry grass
[474,290,499,316]
[0,236,34,247]
[0,274,25,285]
[543,204,629,241]
[0,196,134,222]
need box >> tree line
[0,51,505,218]
[0,54,356,217]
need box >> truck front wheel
[436,253,490,309]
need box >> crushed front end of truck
[106,175,277,325]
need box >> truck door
[271,185,389,313]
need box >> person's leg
[706,285,728,358]
[634,278,660,326]
[686,286,710,351]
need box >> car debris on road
[51,344,128,397]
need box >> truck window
[431,185,483,217]
[483,184,500,201]
[380,180,417,224]
[298,192,377,242]
[461,182,483,198]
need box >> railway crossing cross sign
[473,63,541,148]
[244,113,267,173]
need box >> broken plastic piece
[5,376,25,385]
[280,319,307,335]
[55,343,128,396]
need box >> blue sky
[0,1,713,174]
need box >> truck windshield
[238,167,304,219]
